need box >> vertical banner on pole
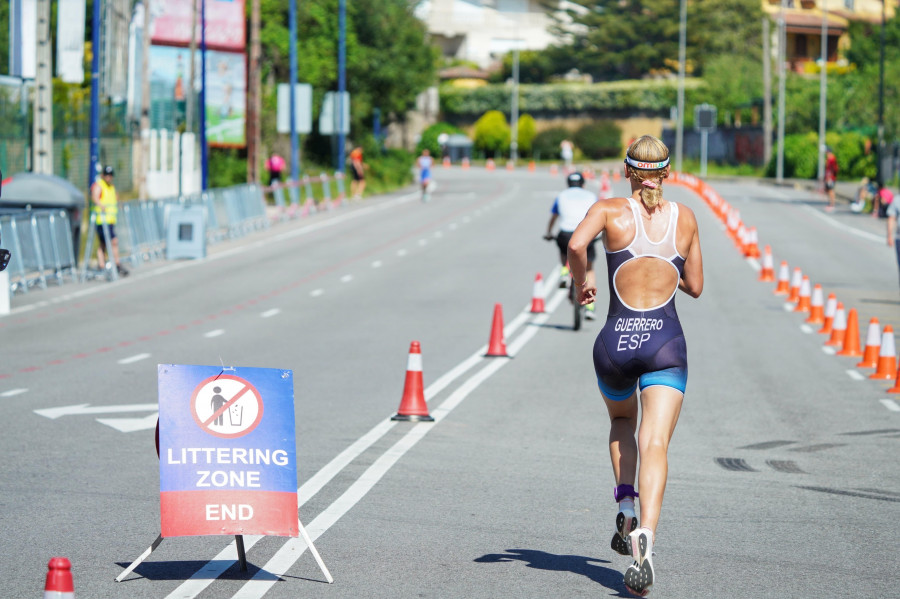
[158,364,299,538]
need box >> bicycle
[544,233,585,331]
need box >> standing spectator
[824,146,838,212]
[560,139,574,172]
[91,166,128,277]
[875,182,894,219]
[887,191,900,291]
[349,147,366,199]
[265,154,285,185]
[417,148,434,202]
[0,170,9,272]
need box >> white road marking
[879,399,900,412]
[397,249,408,257]
[802,204,885,243]
[96,413,159,433]
[204,329,225,338]
[371,260,382,268]
[310,288,325,297]
[118,353,151,365]
[260,309,281,318]
[800,324,815,334]
[340,274,353,283]
[1,388,28,397]
[434,231,444,238]
[846,369,864,381]
[822,346,837,355]
[418,239,428,246]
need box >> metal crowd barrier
[4,177,346,297]
[1,210,77,294]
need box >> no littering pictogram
[190,374,263,438]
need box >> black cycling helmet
[566,171,585,187]
[102,165,114,176]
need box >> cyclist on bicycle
[544,171,599,319]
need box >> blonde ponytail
[625,135,670,208]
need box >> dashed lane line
[260,309,281,318]
[1,389,28,397]
[117,353,151,365]
[204,329,225,338]
[846,369,864,381]
[880,399,900,412]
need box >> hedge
[440,79,707,117]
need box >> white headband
[624,155,670,170]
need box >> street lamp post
[877,0,886,187]
[776,0,787,183]
[510,47,519,163]
[675,0,686,172]
[817,5,828,183]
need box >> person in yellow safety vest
[91,165,128,277]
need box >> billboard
[149,45,246,147]
[149,0,246,52]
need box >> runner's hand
[543,234,554,241]
[577,282,596,305]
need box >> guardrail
[3,172,350,297]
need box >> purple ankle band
[614,484,638,502]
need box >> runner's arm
[567,202,607,305]
[678,209,703,298]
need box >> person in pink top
[266,154,286,185]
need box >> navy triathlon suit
[593,198,688,400]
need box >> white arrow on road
[97,413,159,433]
[34,403,159,420]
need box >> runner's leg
[635,385,684,536]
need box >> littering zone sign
[158,364,298,537]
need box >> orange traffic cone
[599,171,612,199]
[887,344,900,393]
[825,302,846,347]
[819,293,837,334]
[485,303,509,357]
[486,158,496,171]
[44,557,74,599]
[442,156,450,168]
[530,273,545,313]
[837,308,862,357]
[773,261,790,295]
[805,284,825,324]
[857,318,881,368]
[744,227,760,258]
[758,245,775,281]
[870,326,897,380]
[793,276,812,312]
[528,160,536,172]
[612,169,621,182]
[462,157,470,170]
[506,160,515,171]
[392,341,434,422]
[550,164,558,176]
[787,268,803,303]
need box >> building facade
[763,0,896,72]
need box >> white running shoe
[611,502,637,556]
[585,304,596,320]
[624,527,654,596]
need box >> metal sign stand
[115,517,332,583]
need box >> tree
[473,110,510,157]
[545,0,763,81]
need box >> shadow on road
[474,548,631,596]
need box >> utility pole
[199,0,209,191]
[33,0,53,174]
[138,0,152,199]
[817,5,828,183]
[89,0,102,188]
[337,0,346,173]
[246,0,261,183]
[776,0,787,183]
[675,0,686,172]
[762,17,772,166]
[289,0,299,181]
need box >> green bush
[767,130,876,180]
[209,148,248,188]
[573,120,623,159]
[516,114,537,156]
[417,122,466,157]
[473,110,510,157]
[531,126,571,161]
